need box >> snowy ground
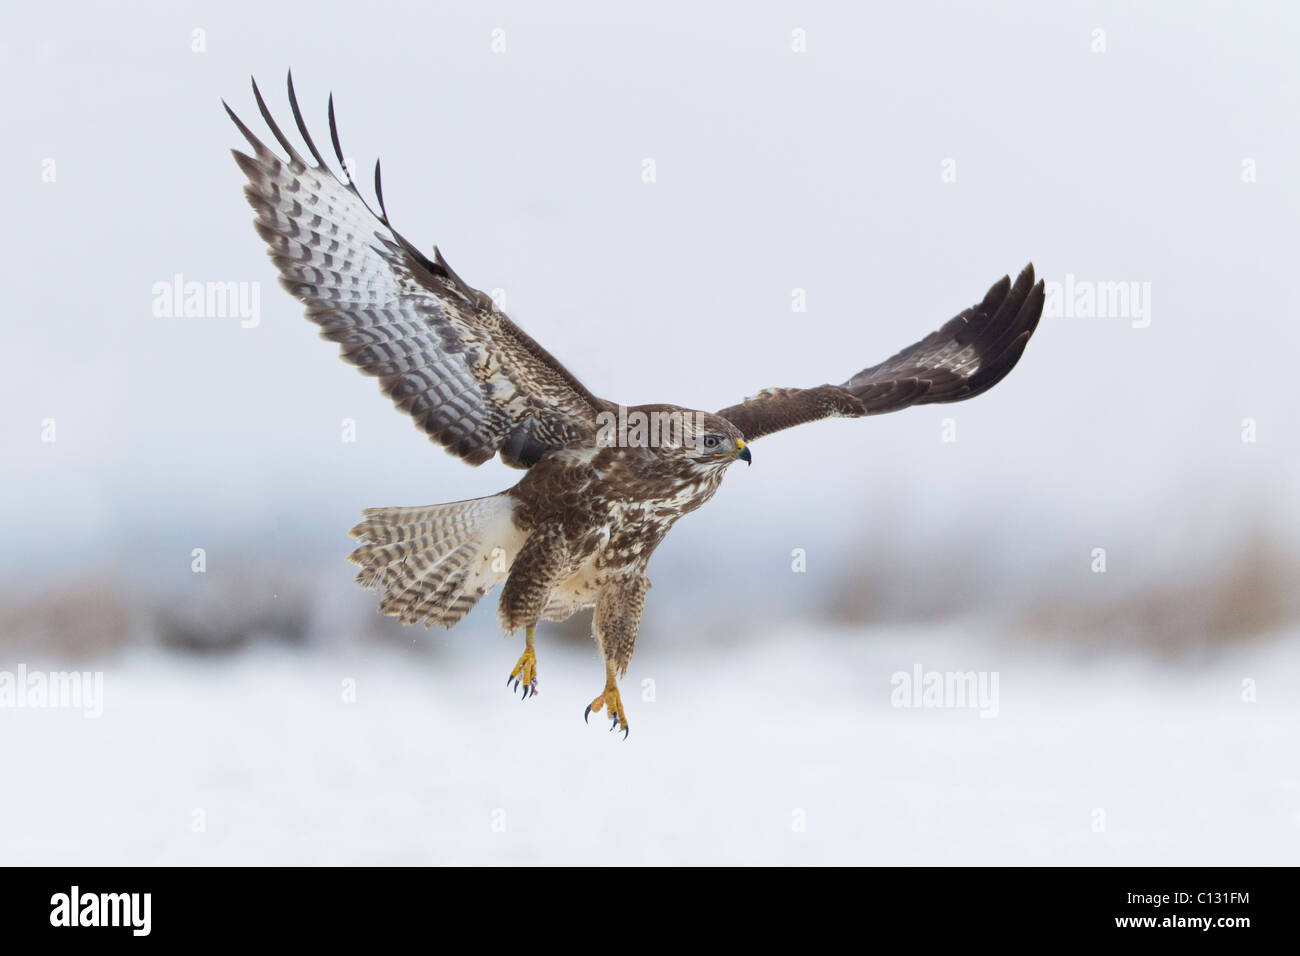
[3,623,1298,866]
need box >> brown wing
[226,73,611,469]
[717,265,1044,442]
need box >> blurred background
[1,0,1297,864]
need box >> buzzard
[226,75,1044,738]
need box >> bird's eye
[703,435,720,449]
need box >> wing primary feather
[251,75,304,165]
[327,93,353,187]
[286,70,332,171]
[433,245,481,306]
[977,274,1012,317]
[964,266,1037,377]
[373,159,391,224]
[223,99,266,155]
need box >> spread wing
[226,73,611,469]
[717,265,1044,442]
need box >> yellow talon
[584,662,629,738]
[508,626,538,699]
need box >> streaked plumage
[226,74,1044,737]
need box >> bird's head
[675,409,751,467]
[693,415,750,467]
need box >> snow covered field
[5,623,1297,866]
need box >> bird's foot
[584,683,629,739]
[507,645,538,700]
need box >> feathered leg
[499,523,570,700]
[586,574,649,738]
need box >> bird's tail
[347,493,527,628]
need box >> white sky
[1,1,1297,603]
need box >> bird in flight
[226,74,1044,738]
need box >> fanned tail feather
[347,494,525,628]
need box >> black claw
[584,704,592,724]
[506,673,513,686]
[622,726,629,740]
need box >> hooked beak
[736,439,751,465]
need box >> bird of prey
[225,74,1044,738]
